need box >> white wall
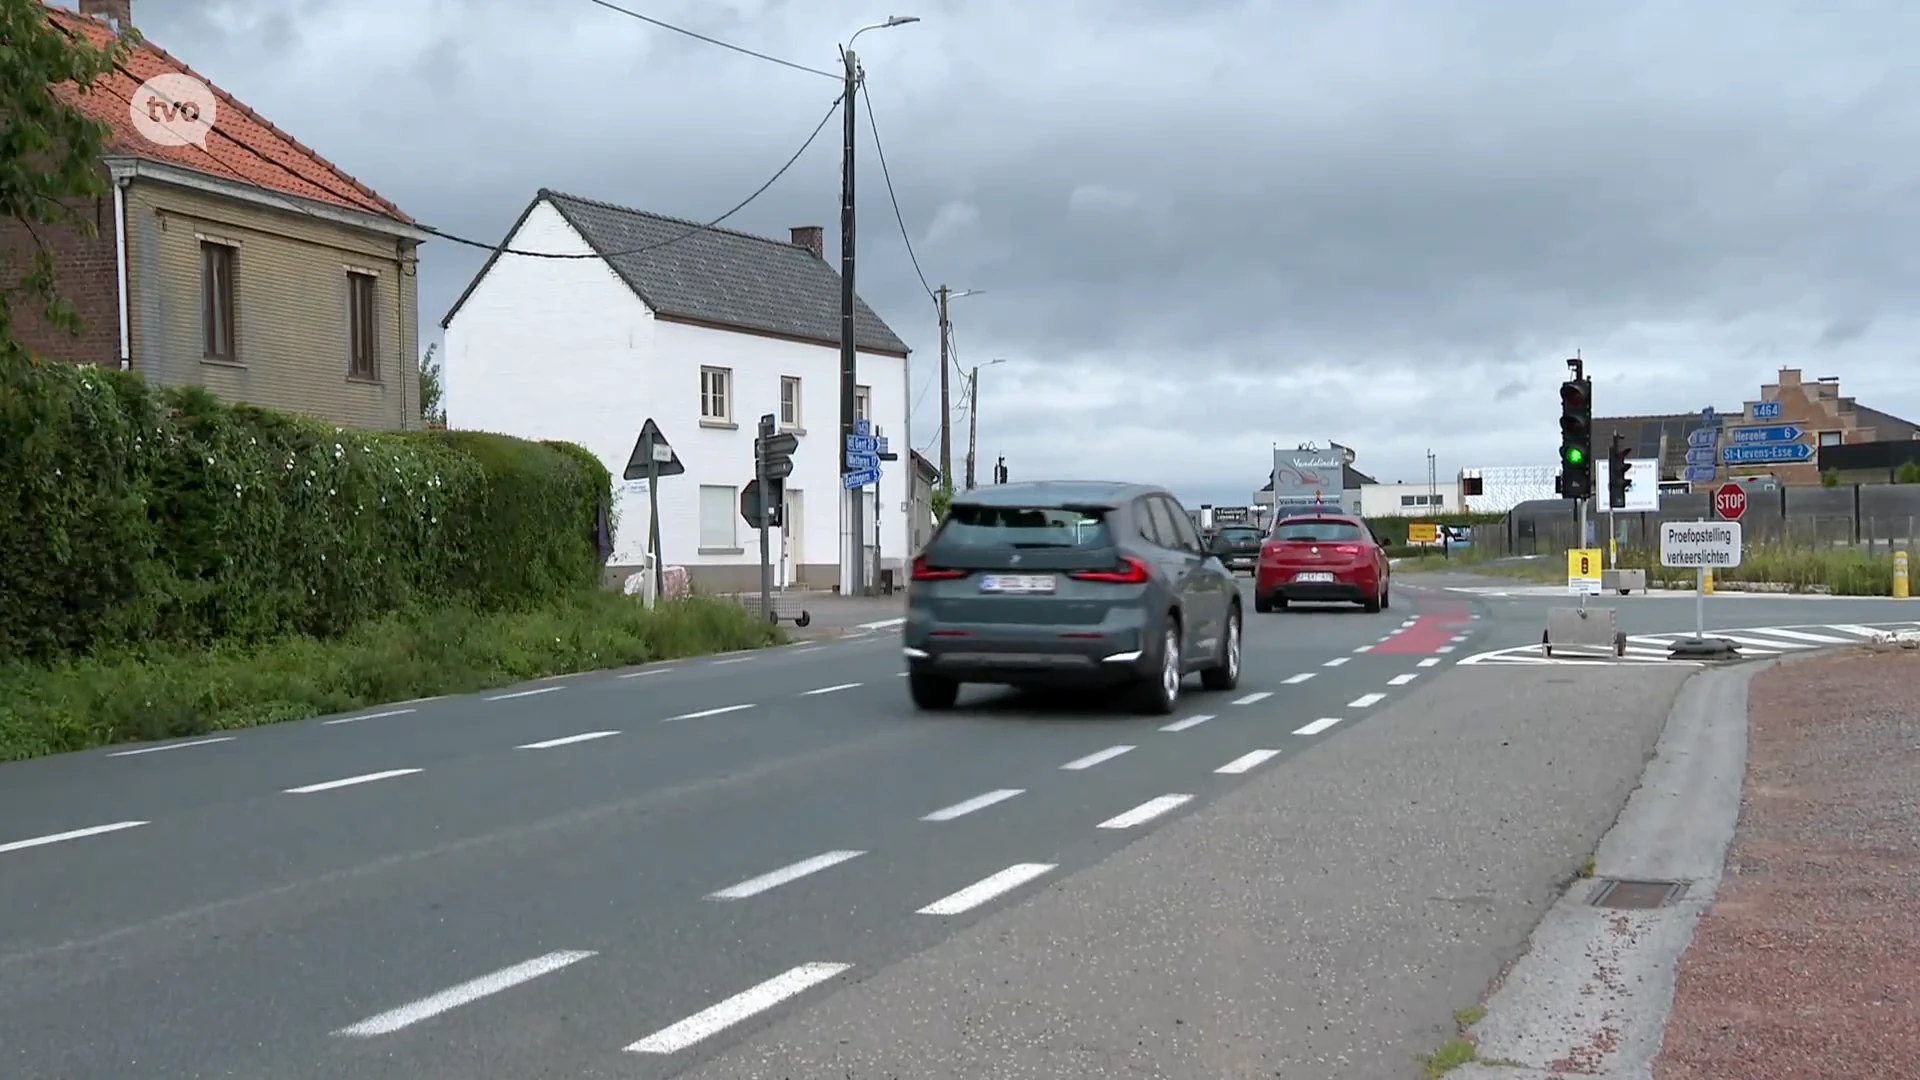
[442,197,911,586]
[1359,481,1463,517]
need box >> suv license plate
[1295,571,1335,583]
[980,574,1055,594]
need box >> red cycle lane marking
[1371,605,1472,654]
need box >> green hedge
[0,355,609,663]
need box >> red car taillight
[1332,545,1361,555]
[1069,556,1152,584]
[910,554,967,581]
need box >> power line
[859,78,934,302]
[584,0,838,81]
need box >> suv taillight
[1069,556,1151,584]
[911,554,967,581]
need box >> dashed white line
[107,736,235,757]
[711,656,755,666]
[1353,644,1373,654]
[1387,673,1418,686]
[1099,794,1193,829]
[1401,619,1418,627]
[1160,713,1214,732]
[1061,745,1134,770]
[517,731,620,750]
[802,682,862,696]
[1349,692,1387,708]
[859,617,907,630]
[1293,716,1345,735]
[917,863,1056,915]
[323,707,417,726]
[284,768,421,794]
[790,646,825,654]
[1216,749,1281,774]
[335,950,597,1037]
[710,850,865,900]
[486,686,563,702]
[1437,645,1456,653]
[1417,657,1440,668]
[664,704,755,721]
[1324,657,1350,667]
[1281,673,1314,684]
[1450,635,1469,643]
[625,962,852,1054]
[0,821,147,855]
[1232,691,1273,705]
[922,789,1023,821]
[617,669,669,680]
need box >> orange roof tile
[46,3,413,225]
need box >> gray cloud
[82,0,1920,505]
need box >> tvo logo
[129,72,217,148]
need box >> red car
[1253,513,1391,613]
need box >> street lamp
[964,358,1006,489]
[838,13,919,596]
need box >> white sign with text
[1660,521,1743,568]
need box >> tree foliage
[0,0,135,359]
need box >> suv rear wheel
[1130,620,1183,715]
[1200,604,1242,691]
[909,671,960,710]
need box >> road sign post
[1662,518,1744,658]
[1566,547,1603,596]
[1713,482,1747,522]
[623,418,685,602]
[746,417,802,619]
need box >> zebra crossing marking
[1457,621,1920,666]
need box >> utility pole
[838,45,863,596]
[964,365,979,489]
[936,285,952,486]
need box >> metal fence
[1478,483,1920,556]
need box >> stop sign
[1714,482,1747,521]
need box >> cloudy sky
[90,0,1920,506]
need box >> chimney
[790,226,824,259]
[79,0,132,30]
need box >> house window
[700,366,732,422]
[201,241,236,361]
[698,484,737,549]
[348,272,378,379]
[854,384,871,423]
[780,376,801,428]
[1818,430,1843,447]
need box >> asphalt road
[1,575,1908,1079]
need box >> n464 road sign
[1714,482,1747,521]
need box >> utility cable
[584,0,839,81]
[859,78,935,302]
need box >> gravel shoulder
[676,662,1692,1080]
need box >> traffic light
[749,412,796,529]
[993,456,1008,484]
[1558,375,1593,500]
[1607,432,1632,509]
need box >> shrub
[0,592,783,761]
[0,356,609,662]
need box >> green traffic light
[1565,447,1586,465]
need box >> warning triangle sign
[623,418,685,480]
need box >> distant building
[1457,466,1557,514]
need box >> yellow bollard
[1703,569,1714,595]
[1896,551,1910,599]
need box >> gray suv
[902,481,1243,714]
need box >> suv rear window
[1272,519,1365,543]
[941,504,1113,548]
[1218,527,1263,542]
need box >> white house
[1357,480,1465,517]
[441,189,913,594]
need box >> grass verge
[1397,545,1902,595]
[0,591,783,762]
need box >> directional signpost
[1664,486,1747,659]
[1721,442,1813,467]
[1683,419,1718,484]
[844,418,881,490]
[1751,400,1783,420]
[622,418,684,603]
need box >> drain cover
[1587,878,1688,909]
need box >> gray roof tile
[442,189,911,356]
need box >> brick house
[3,0,430,430]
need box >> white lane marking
[323,707,417,726]
[802,682,862,696]
[1061,745,1134,770]
[107,736,235,757]
[517,731,620,750]
[0,821,147,855]
[1232,691,1273,705]
[617,669,669,680]
[791,646,825,654]
[710,850,865,900]
[1716,633,1811,651]
[1830,624,1889,639]
[922,789,1024,821]
[859,617,906,630]
[917,863,1056,916]
[1401,619,1418,627]
[284,768,421,794]
[1160,713,1215,732]
[896,671,910,677]
[1417,658,1440,668]
[1216,749,1281,774]
[1387,673,1418,686]
[625,962,852,1054]
[1281,673,1314,684]
[335,950,597,1037]
[1324,657,1350,667]
[486,686,563,702]
[1099,793,1194,829]
[1437,645,1456,653]
[1349,692,1387,708]
[1742,627,1852,645]
[1450,635,1469,643]
[664,704,755,721]
[711,656,754,666]
[1293,716,1346,735]
[1353,644,1373,654]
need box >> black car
[1209,524,1265,573]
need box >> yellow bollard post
[1896,551,1910,599]
[1703,569,1714,595]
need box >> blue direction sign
[1684,447,1715,466]
[1686,428,1717,448]
[844,451,879,471]
[1700,406,1720,428]
[1728,424,1802,445]
[854,418,873,439]
[1684,465,1717,482]
[1751,401,1783,420]
[1722,442,1814,465]
[845,434,878,454]
[842,467,880,489]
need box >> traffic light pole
[757,414,772,623]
